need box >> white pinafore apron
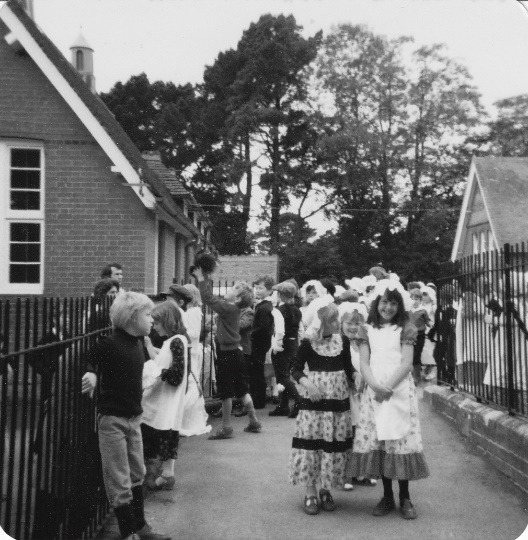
[367,325,411,441]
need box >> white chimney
[69,30,96,93]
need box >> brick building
[0,0,213,297]
[217,255,279,284]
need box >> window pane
[11,149,40,168]
[11,169,40,189]
[9,264,40,284]
[11,191,40,210]
[10,243,40,262]
[10,223,40,242]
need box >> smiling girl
[348,280,430,520]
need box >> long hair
[313,303,339,342]
[368,288,408,328]
[152,301,189,340]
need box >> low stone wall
[423,385,528,494]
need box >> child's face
[152,319,167,337]
[378,294,399,323]
[422,293,432,305]
[254,282,271,300]
[410,291,422,308]
[133,308,153,336]
[342,319,359,339]
[305,289,318,303]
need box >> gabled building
[451,157,528,261]
[0,0,212,297]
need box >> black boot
[114,504,137,539]
[132,486,171,540]
[288,401,300,418]
[131,485,147,530]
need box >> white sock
[161,459,175,478]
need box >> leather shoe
[269,406,290,416]
[136,524,171,540]
[319,490,336,511]
[208,426,234,440]
[303,495,320,515]
[399,499,417,519]
[372,496,395,516]
[288,403,300,418]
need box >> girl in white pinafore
[142,302,190,490]
[348,280,429,520]
[180,284,211,437]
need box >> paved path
[102,386,528,540]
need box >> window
[76,50,84,70]
[0,143,44,294]
[488,230,494,252]
[480,231,487,253]
[472,232,479,255]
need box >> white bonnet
[300,280,327,299]
[338,301,368,322]
[362,275,377,288]
[334,285,346,299]
[371,279,413,312]
[345,277,366,294]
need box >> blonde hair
[313,303,339,342]
[184,283,202,308]
[110,291,154,330]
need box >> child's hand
[193,267,204,281]
[81,372,97,397]
[373,384,393,402]
[303,380,323,401]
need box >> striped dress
[288,334,354,490]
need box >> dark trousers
[249,348,267,409]
[271,338,301,407]
[413,331,426,366]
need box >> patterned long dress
[289,334,354,490]
[348,323,430,480]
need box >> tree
[310,25,485,280]
[486,94,528,156]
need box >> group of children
[81,260,436,539]
[287,269,433,520]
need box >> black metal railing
[436,243,528,416]
[0,296,112,540]
[0,281,236,539]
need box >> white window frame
[0,141,45,295]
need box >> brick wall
[0,20,169,297]
[217,255,279,285]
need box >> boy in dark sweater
[194,267,261,439]
[269,281,303,418]
[81,292,170,540]
[250,275,275,409]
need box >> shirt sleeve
[356,324,370,345]
[340,335,355,381]
[239,308,254,330]
[85,336,111,373]
[401,322,418,345]
[185,308,202,342]
[291,339,311,383]
[198,279,236,318]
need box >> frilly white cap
[300,279,327,299]
[389,272,400,282]
[420,285,437,304]
[362,275,377,287]
[338,301,368,321]
[345,277,366,294]
[303,295,334,339]
[334,285,346,298]
[371,279,413,312]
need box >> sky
[28,0,528,233]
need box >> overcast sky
[32,0,528,114]
[27,0,528,234]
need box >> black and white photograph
[0,0,527,538]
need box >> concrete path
[101,386,528,540]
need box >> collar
[256,296,273,305]
[115,327,140,342]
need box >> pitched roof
[142,152,192,199]
[451,156,528,259]
[474,157,528,246]
[1,0,194,224]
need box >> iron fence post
[503,243,516,415]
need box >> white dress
[180,307,211,436]
[142,334,188,431]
